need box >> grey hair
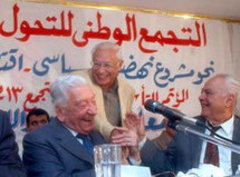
[91,42,122,60]
[213,74,240,113]
[213,74,239,95]
[50,75,87,107]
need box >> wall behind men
[0,0,240,154]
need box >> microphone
[144,99,205,127]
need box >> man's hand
[163,118,176,138]
[110,127,138,146]
[124,112,146,142]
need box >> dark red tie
[204,126,221,166]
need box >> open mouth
[200,102,209,108]
[83,117,93,122]
[97,75,107,80]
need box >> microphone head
[144,99,159,113]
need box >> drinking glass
[94,144,121,177]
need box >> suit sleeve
[152,130,173,150]
[23,133,95,177]
[0,111,26,177]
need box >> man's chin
[81,127,94,135]
[84,125,94,132]
[96,81,108,88]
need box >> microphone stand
[174,122,240,155]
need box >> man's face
[92,48,122,90]
[27,114,49,132]
[57,85,97,135]
[199,77,230,124]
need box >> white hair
[91,41,122,60]
[212,74,240,114]
[50,75,87,107]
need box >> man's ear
[117,59,123,69]
[225,94,235,108]
[55,105,65,122]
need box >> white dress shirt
[199,116,234,176]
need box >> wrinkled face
[92,48,122,90]
[56,85,97,135]
[27,114,49,132]
[199,77,231,124]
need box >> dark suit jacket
[141,116,240,175]
[0,110,26,177]
[23,118,107,177]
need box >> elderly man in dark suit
[0,110,26,177]
[116,74,240,176]
[23,75,106,177]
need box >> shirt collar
[206,115,234,136]
[103,80,118,93]
[220,115,234,135]
[64,125,78,137]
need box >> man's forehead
[94,48,117,57]
[68,84,91,92]
[30,114,48,120]
[95,47,115,53]
[206,77,225,87]
[202,78,226,93]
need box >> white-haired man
[23,75,106,177]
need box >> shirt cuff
[139,136,147,150]
[128,156,142,165]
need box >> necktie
[204,125,221,167]
[76,134,94,155]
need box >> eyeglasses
[91,61,116,70]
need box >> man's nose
[88,105,97,115]
[199,92,205,101]
[35,123,41,128]
[97,65,106,73]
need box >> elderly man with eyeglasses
[73,42,136,143]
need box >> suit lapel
[90,130,107,145]
[191,126,205,168]
[88,70,106,119]
[52,119,94,164]
[117,78,127,122]
[231,116,240,174]
[190,117,206,168]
